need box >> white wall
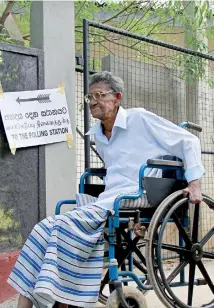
[31,1,76,215]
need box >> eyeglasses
[84,90,115,104]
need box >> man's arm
[140,110,205,203]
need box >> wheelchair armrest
[55,199,76,215]
[147,159,184,168]
[85,168,107,176]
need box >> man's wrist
[188,179,200,187]
[184,165,205,183]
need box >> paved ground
[1,261,213,308]
[0,251,20,304]
[0,296,18,308]
[145,260,214,307]
[0,297,105,308]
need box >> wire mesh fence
[76,70,85,185]
[76,20,214,254]
[76,67,104,188]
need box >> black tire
[106,286,148,308]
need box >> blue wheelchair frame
[55,161,188,293]
[55,121,201,296]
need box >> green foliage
[0,207,20,230]
[0,29,12,43]
[75,0,214,42]
[75,0,214,85]
[12,0,31,46]
[0,1,31,46]
[0,1,30,89]
[173,53,206,83]
[0,0,214,86]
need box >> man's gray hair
[89,71,124,93]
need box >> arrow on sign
[16,94,51,104]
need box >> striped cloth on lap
[76,192,152,209]
[76,193,97,207]
[8,204,109,308]
[121,193,151,208]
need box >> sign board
[0,88,73,152]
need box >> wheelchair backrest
[81,183,105,197]
[161,155,182,179]
[143,177,187,207]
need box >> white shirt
[86,106,205,210]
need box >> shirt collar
[114,106,127,129]
[86,106,127,136]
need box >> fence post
[83,19,90,173]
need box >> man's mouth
[91,104,99,109]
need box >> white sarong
[8,203,110,308]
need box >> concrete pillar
[30,1,76,216]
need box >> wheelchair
[55,122,214,308]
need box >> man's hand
[183,179,203,204]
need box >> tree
[0,0,30,44]
[75,1,214,49]
[1,1,213,51]
[0,1,15,44]
[1,0,214,83]
[74,0,214,84]
[0,1,15,32]
[0,1,31,97]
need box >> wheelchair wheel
[146,190,214,308]
[106,286,148,308]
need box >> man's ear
[116,92,122,101]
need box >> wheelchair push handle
[180,121,202,132]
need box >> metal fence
[76,64,104,187]
[76,20,214,253]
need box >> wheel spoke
[197,261,214,294]
[154,242,190,255]
[133,258,147,274]
[172,213,192,247]
[121,262,128,286]
[101,269,110,284]
[187,261,196,305]
[134,247,147,266]
[100,270,109,293]
[136,242,146,249]
[192,204,200,243]
[203,252,214,259]
[167,260,189,284]
[200,227,214,247]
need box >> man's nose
[90,98,97,106]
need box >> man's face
[87,82,120,120]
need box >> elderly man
[8,71,204,308]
